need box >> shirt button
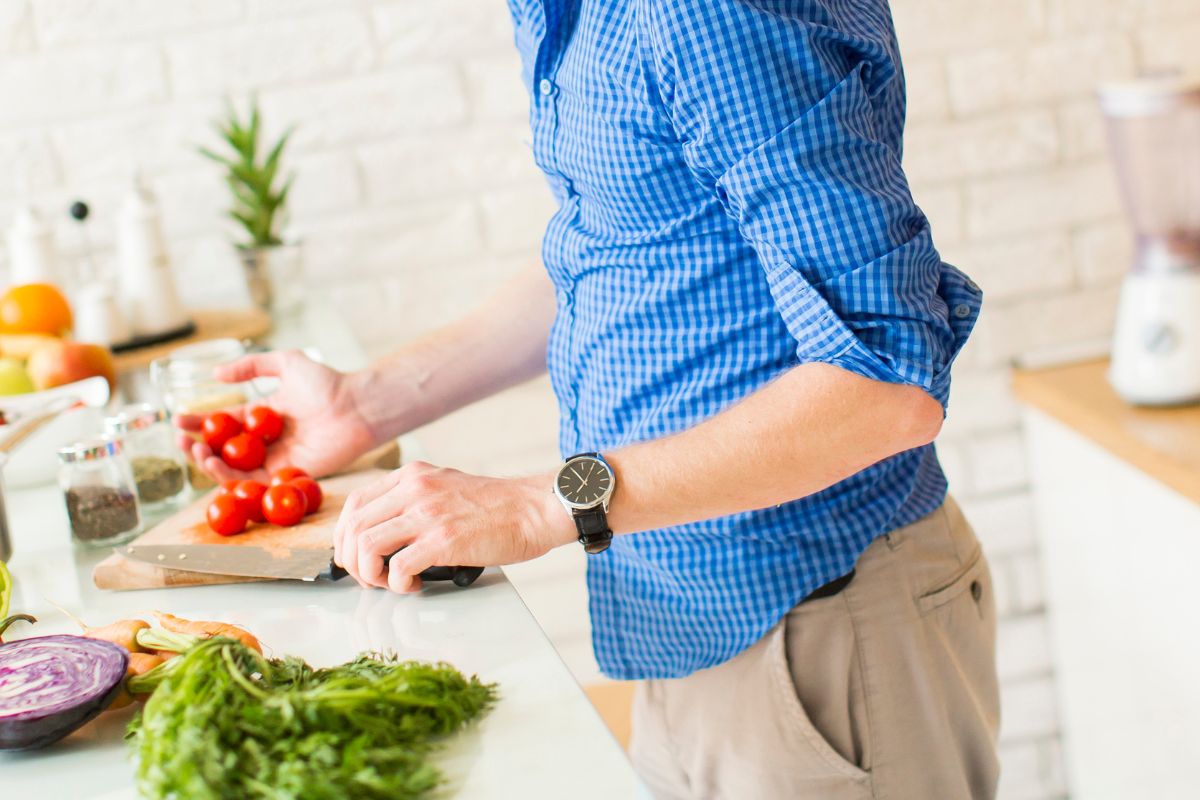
[954,303,972,319]
[539,78,555,96]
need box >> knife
[120,544,485,588]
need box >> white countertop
[0,299,640,798]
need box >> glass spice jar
[57,438,143,547]
[104,403,188,513]
[150,338,257,491]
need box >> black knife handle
[323,553,483,588]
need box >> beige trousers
[630,498,1000,800]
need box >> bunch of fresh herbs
[127,637,497,799]
[199,100,293,249]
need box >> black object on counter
[324,553,484,588]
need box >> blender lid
[1099,74,1200,117]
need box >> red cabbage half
[0,635,129,750]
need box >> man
[183,1,998,797]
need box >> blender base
[1109,271,1200,406]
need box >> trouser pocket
[774,613,873,786]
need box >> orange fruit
[0,283,73,336]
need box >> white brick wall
[902,2,1200,796]
[3,2,1199,796]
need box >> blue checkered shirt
[508,0,982,679]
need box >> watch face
[556,457,612,507]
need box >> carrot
[108,652,165,710]
[83,619,150,653]
[152,611,262,654]
[127,652,165,695]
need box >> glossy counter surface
[0,300,638,798]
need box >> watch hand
[571,466,585,482]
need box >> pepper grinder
[69,201,132,348]
[116,180,189,338]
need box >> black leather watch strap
[563,452,614,555]
[573,507,613,554]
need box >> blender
[1100,76,1200,406]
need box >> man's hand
[333,461,575,592]
[175,350,378,482]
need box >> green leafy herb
[128,638,496,800]
[199,99,294,249]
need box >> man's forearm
[596,363,944,536]
[348,263,556,444]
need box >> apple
[0,333,59,360]
[26,340,116,392]
[0,357,35,396]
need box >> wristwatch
[553,452,616,554]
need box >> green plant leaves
[129,638,497,800]
[199,99,293,248]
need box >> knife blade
[120,544,485,587]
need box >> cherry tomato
[270,466,309,485]
[289,477,322,515]
[217,479,240,497]
[221,433,267,472]
[232,479,268,523]
[202,412,242,450]
[207,494,248,536]
[262,483,307,527]
[244,406,284,444]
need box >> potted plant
[200,100,301,313]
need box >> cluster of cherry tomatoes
[206,466,323,536]
[200,406,284,472]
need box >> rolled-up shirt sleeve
[641,0,981,407]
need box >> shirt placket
[533,0,583,448]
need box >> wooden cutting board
[111,307,273,373]
[94,441,401,591]
[94,469,389,591]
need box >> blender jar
[1100,76,1200,404]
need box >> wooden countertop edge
[1011,361,1200,506]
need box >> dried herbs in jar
[132,456,186,504]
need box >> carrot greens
[127,637,496,799]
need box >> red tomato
[221,433,266,472]
[289,477,322,515]
[202,412,242,451]
[232,480,268,523]
[270,466,309,485]
[262,483,307,527]
[217,479,240,497]
[206,494,248,536]
[244,406,284,444]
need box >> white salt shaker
[73,279,132,347]
[6,207,60,286]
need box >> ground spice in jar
[131,456,185,504]
[65,486,139,542]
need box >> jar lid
[104,403,168,435]
[57,437,123,463]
